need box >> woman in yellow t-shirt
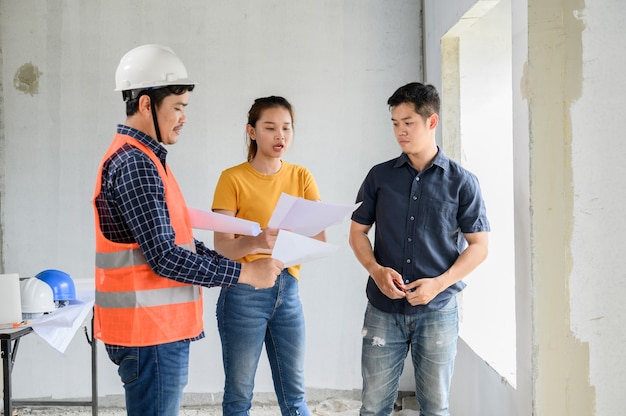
[212,96,325,416]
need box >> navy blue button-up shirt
[351,149,490,314]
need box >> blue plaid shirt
[95,125,241,348]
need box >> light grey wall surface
[569,2,626,413]
[5,1,623,414]
[537,0,626,414]
[443,0,626,414]
[0,0,422,399]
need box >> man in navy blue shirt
[349,82,490,416]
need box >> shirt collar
[393,146,450,171]
[117,124,168,161]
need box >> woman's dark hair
[123,84,195,116]
[387,82,440,121]
[246,96,294,162]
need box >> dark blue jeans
[106,341,190,416]
[217,270,310,416]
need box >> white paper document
[268,193,361,237]
[188,207,261,236]
[271,230,340,268]
[188,195,359,267]
[30,298,95,354]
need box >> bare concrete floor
[9,402,420,416]
[10,404,420,416]
[6,393,421,415]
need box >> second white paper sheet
[271,230,339,268]
[268,193,361,237]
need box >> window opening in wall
[441,0,516,386]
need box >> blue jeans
[106,341,190,416]
[360,297,459,416]
[217,270,309,416]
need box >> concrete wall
[568,2,626,413]
[0,0,421,401]
[529,0,626,415]
[427,0,626,415]
[3,1,625,415]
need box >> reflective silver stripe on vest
[96,285,199,309]
[96,243,195,269]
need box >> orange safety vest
[92,133,203,346]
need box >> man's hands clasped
[371,265,444,306]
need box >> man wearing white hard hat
[92,44,284,416]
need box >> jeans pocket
[108,347,140,384]
[118,354,139,384]
[235,282,256,291]
[438,295,458,313]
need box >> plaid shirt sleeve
[110,148,240,288]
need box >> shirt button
[415,177,420,182]
[406,259,411,263]
[410,216,415,221]
[412,196,417,200]
[407,237,412,242]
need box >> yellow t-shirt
[212,161,321,278]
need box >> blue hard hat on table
[35,269,76,302]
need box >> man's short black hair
[387,82,440,121]
[123,84,195,116]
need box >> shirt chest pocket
[423,198,459,234]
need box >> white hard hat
[114,44,194,92]
[20,277,56,317]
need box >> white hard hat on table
[20,277,55,317]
